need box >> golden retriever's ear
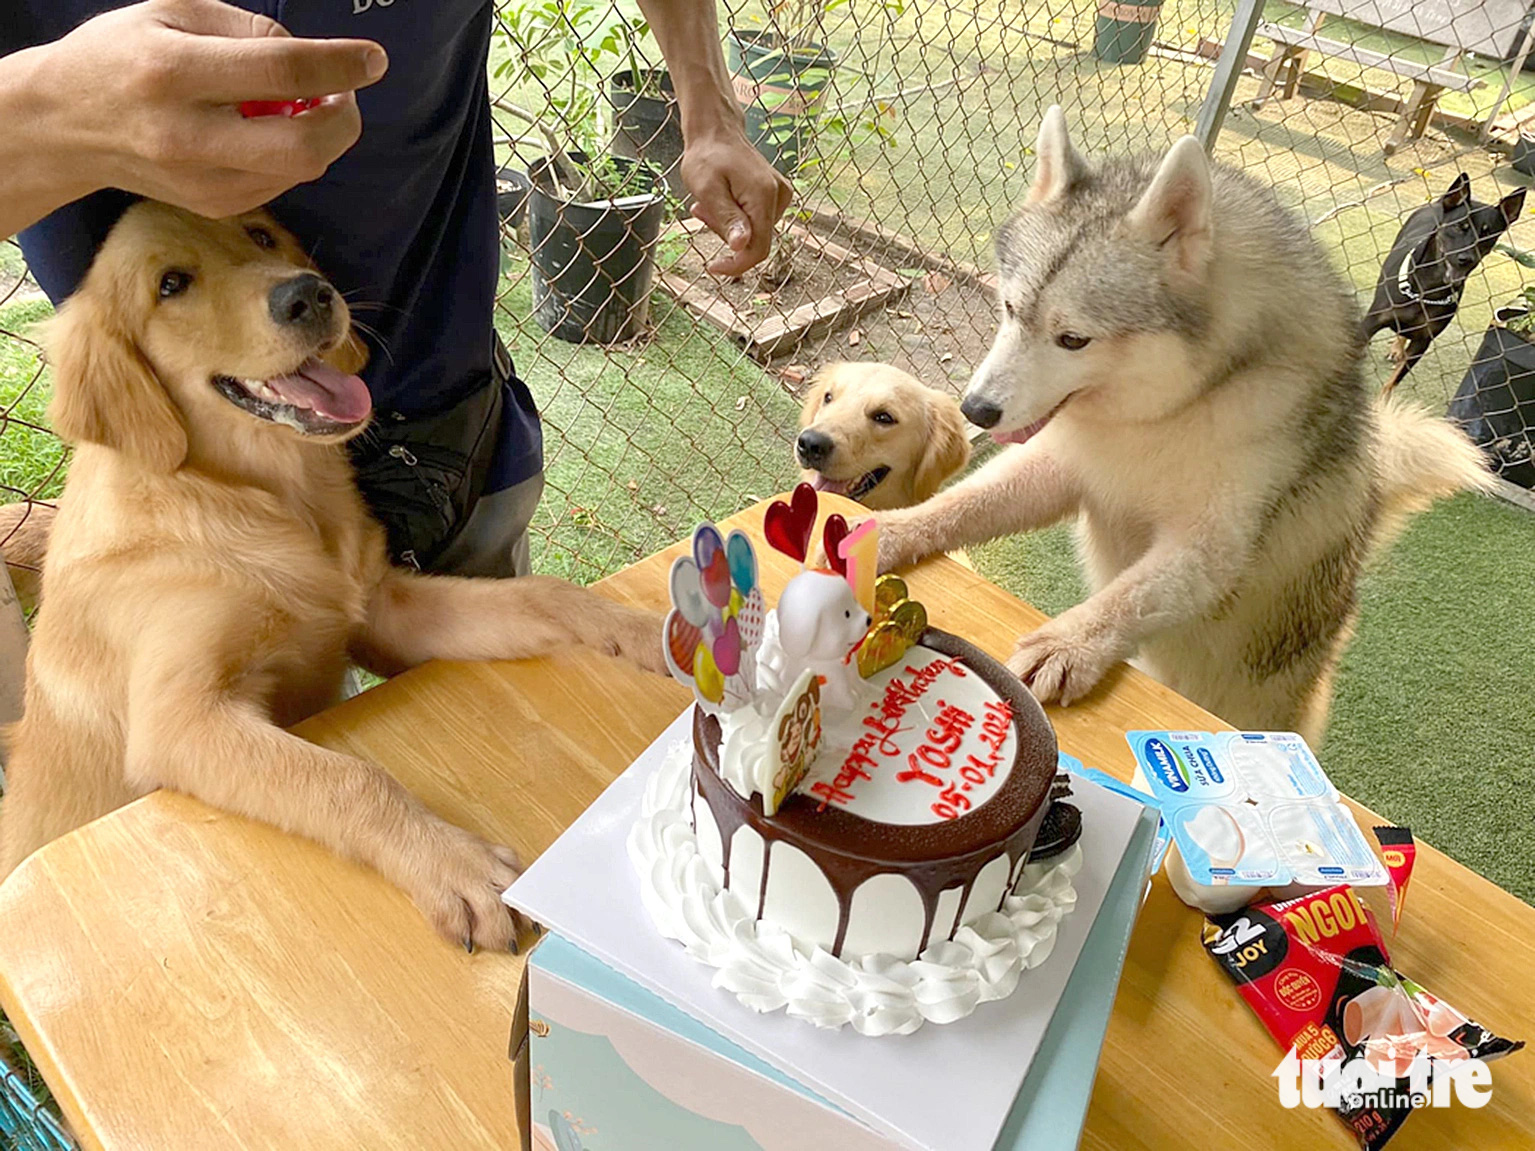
[328,328,370,376]
[913,394,970,502]
[44,294,188,473]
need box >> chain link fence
[3,2,1535,1139]
[7,3,1534,592]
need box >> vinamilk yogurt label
[801,646,1017,825]
[1127,731,1387,889]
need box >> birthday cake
[630,486,1083,1034]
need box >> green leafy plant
[740,0,904,178]
[744,0,850,52]
[1505,285,1535,339]
[492,0,657,202]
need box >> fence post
[1194,0,1266,151]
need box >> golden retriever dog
[795,362,970,510]
[0,202,665,951]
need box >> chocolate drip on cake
[690,628,1059,959]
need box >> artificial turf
[969,490,1535,905]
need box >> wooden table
[1,495,1531,1151]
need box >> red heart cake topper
[822,514,849,576]
[764,482,818,563]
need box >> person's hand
[35,0,387,220]
[682,125,794,277]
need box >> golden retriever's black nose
[269,274,336,333]
[796,429,834,467]
[961,394,1003,429]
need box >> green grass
[494,246,800,581]
[0,298,65,502]
[968,490,1535,905]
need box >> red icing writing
[929,700,1014,820]
[813,659,1017,819]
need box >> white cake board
[505,709,1147,1151]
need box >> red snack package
[239,98,321,118]
[1203,886,1522,1149]
[1372,826,1416,933]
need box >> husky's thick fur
[877,109,1490,743]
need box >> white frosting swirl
[716,701,774,801]
[627,740,1082,1036]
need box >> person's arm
[0,0,387,242]
[638,0,792,275]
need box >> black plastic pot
[527,153,666,345]
[606,69,686,200]
[727,29,837,176]
[495,166,531,229]
[1513,134,1535,179]
[1447,324,1535,487]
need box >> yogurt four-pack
[1126,730,1387,913]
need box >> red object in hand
[239,98,320,118]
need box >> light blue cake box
[525,792,1161,1151]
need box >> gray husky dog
[877,108,1489,742]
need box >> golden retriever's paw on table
[582,603,669,675]
[873,509,926,573]
[402,822,523,952]
[1006,617,1125,708]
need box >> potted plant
[604,20,688,201]
[727,0,848,174]
[493,1,668,344]
[1447,286,1535,487]
[1093,0,1164,66]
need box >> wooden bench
[1249,0,1526,155]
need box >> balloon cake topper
[663,484,925,718]
[663,523,765,713]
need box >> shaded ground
[662,223,999,398]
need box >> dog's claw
[411,824,522,952]
[1007,620,1121,708]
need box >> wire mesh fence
[3,0,1535,1137]
[6,3,1534,595]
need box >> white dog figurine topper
[774,569,872,710]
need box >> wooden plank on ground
[654,218,909,361]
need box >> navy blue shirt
[4,1,542,491]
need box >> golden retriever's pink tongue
[810,475,851,495]
[267,359,371,423]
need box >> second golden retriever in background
[796,362,970,510]
[1,202,665,952]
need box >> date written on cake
[810,655,1015,821]
[898,700,1013,820]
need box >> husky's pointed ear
[1026,106,1087,207]
[1128,135,1213,276]
[1440,173,1471,210]
[1499,187,1526,228]
[44,292,187,473]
